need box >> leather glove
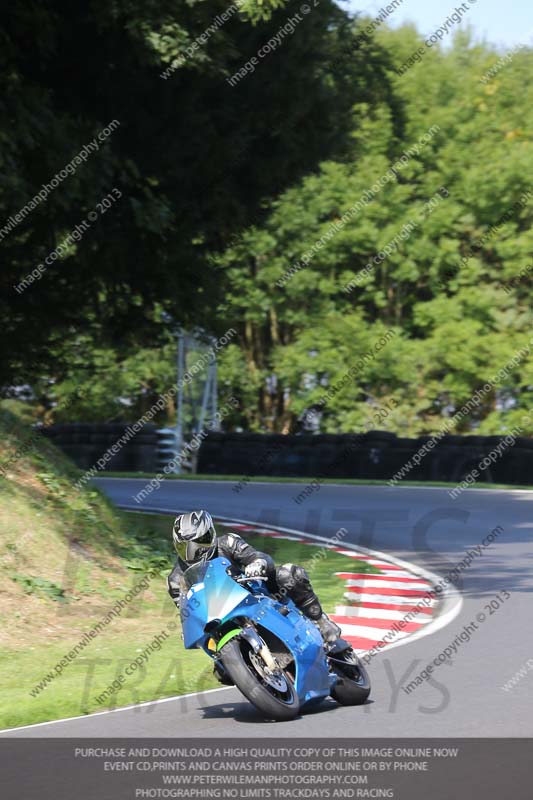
[244,558,268,578]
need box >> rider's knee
[300,596,322,620]
[276,563,310,589]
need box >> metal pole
[197,358,212,434]
[211,350,219,430]
[175,329,185,474]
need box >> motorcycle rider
[167,510,341,644]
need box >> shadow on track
[199,696,373,724]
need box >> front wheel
[329,649,371,706]
[219,638,300,721]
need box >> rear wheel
[219,638,300,721]
[329,649,371,706]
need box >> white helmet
[172,510,217,564]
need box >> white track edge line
[95,477,533,495]
[0,687,232,734]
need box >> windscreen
[182,560,209,590]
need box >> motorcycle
[179,555,371,721]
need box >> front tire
[329,649,371,706]
[219,638,300,721]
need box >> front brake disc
[249,652,288,691]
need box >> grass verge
[101,472,532,491]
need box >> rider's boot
[300,597,341,644]
[314,612,342,644]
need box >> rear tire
[219,638,300,721]
[329,650,371,706]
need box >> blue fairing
[179,557,332,707]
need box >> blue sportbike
[179,555,371,721]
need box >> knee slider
[292,565,310,585]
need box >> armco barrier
[196,431,533,485]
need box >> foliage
[11,574,66,602]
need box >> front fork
[239,624,279,671]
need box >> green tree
[1,0,366,395]
[215,26,533,435]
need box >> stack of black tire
[196,431,533,485]
[40,423,158,473]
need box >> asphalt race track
[4,478,533,737]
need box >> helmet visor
[174,528,216,565]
